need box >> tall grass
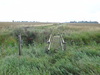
[64,31,100,45]
[0,23,100,75]
[0,45,100,75]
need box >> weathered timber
[18,34,22,55]
[47,34,52,51]
[46,34,66,51]
[60,35,66,50]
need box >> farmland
[0,22,100,75]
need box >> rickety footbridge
[46,34,66,52]
[18,33,66,55]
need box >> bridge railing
[46,34,66,52]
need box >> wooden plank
[51,36,61,50]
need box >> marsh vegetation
[0,22,100,75]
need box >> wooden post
[45,34,52,53]
[63,42,66,50]
[47,34,52,51]
[18,34,22,55]
[60,35,66,51]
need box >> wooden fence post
[18,34,22,55]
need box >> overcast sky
[0,0,100,22]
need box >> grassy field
[0,22,100,75]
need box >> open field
[0,22,55,35]
[0,22,100,75]
[0,22,54,27]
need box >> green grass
[0,23,100,75]
[0,45,100,75]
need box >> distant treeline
[12,20,38,22]
[12,20,99,24]
[69,21,99,24]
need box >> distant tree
[70,21,77,23]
